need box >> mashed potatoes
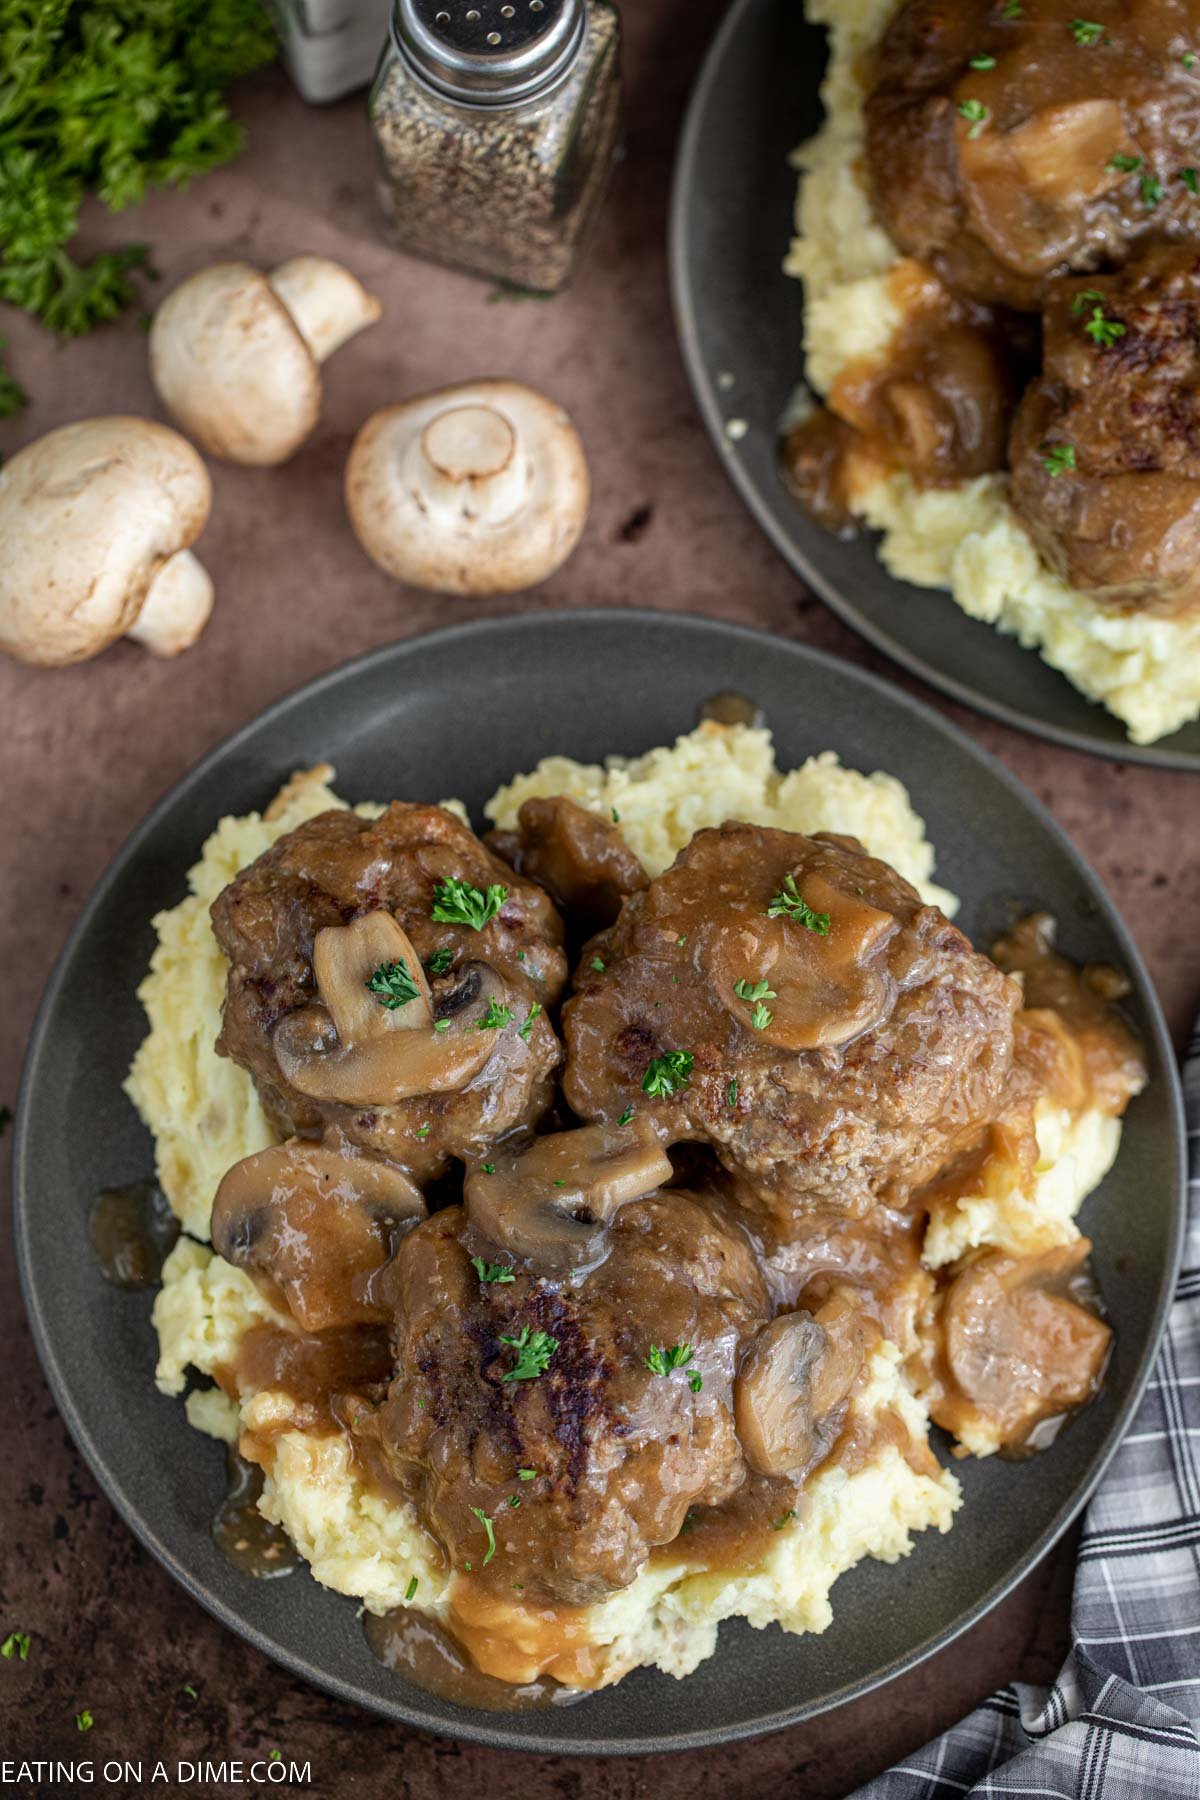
[784,0,1200,746]
[138,726,1118,1690]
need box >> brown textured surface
[1,2,1197,1794]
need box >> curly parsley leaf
[765,875,831,934]
[366,959,421,1009]
[0,0,275,390]
[499,1327,558,1382]
[430,877,507,930]
[642,1050,694,1098]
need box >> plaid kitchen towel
[857,1030,1200,1799]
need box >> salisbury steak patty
[211,802,568,1171]
[373,1193,769,1604]
[563,825,1021,1225]
[1010,245,1200,610]
[864,0,1200,311]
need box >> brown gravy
[90,1179,180,1289]
[782,260,1020,527]
[213,1450,301,1579]
[364,1609,585,1712]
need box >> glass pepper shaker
[369,0,622,292]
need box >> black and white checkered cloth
[858,1032,1200,1799]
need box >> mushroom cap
[0,417,212,667]
[344,378,590,595]
[150,261,322,464]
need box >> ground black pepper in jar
[369,0,622,292]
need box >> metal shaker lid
[392,0,586,104]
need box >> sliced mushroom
[938,1242,1111,1449]
[211,1136,426,1331]
[707,872,900,1052]
[464,1121,673,1273]
[734,1296,866,1478]
[273,911,506,1105]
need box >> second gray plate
[669,0,1200,770]
[14,612,1186,1753]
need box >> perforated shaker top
[394,0,587,103]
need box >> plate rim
[12,608,1189,1755]
[667,0,1200,773]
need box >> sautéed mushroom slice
[273,910,503,1105]
[734,1294,868,1479]
[932,1240,1110,1451]
[463,1120,673,1274]
[488,795,648,935]
[211,1135,426,1331]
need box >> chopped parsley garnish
[433,1019,451,1033]
[771,1510,797,1531]
[481,1163,496,1175]
[405,1575,418,1601]
[611,807,620,823]
[969,51,996,68]
[1041,443,1076,476]
[1,1632,29,1661]
[366,958,420,1009]
[733,978,776,1003]
[268,1751,282,1764]
[499,1327,558,1381]
[426,946,454,975]
[517,1468,538,1480]
[518,1003,541,1041]
[1106,152,1143,174]
[688,1369,704,1393]
[645,1343,695,1377]
[1070,18,1104,44]
[766,875,831,934]
[478,998,514,1030]
[416,1123,431,1140]
[1141,173,1164,206]
[1180,168,1198,194]
[676,933,687,946]
[1001,0,1022,14]
[552,1178,567,1187]
[727,1078,739,1107]
[471,1255,514,1285]
[590,956,606,972]
[749,1000,773,1031]
[469,1507,497,1566]
[182,1683,197,1698]
[430,877,507,930]
[956,98,990,137]
[76,1710,94,1733]
[1184,50,1197,68]
[507,1494,521,1508]
[1070,294,1125,347]
[617,1105,635,1126]
[642,1050,694,1097]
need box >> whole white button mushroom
[149,255,382,465]
[0,417,214,668]
[344,379,589,595]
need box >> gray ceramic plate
[14,612,1186,1754]
[669,0,1200,771]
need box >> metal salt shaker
[370,0,623,291]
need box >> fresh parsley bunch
[0,0,277,411]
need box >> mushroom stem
[410,405,531,525]
[125,549,215,657]
[268,255,383,363]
